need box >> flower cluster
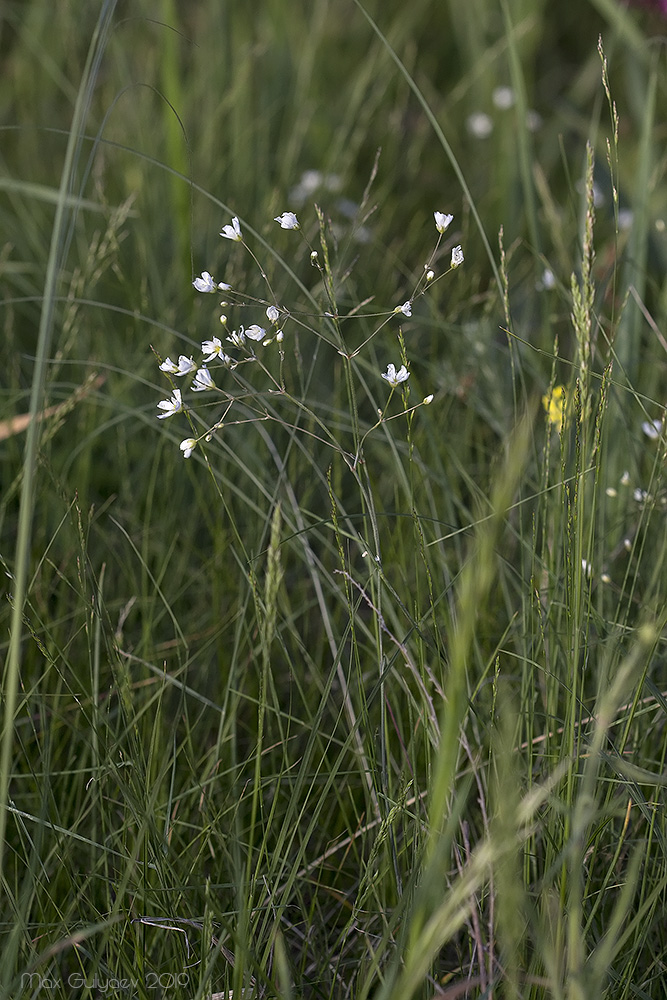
[156,207,463,457]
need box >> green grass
[1,0,666,997]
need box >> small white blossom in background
[244,324,267,342]
[394,301,412,317]
[451,246,464,268]
[620,470,631,486]
[159,357,179,374]
[289,169,342,205]
[492,86,515,109]
[180,438,197,459]
[581,559,592,578]
[157,388,183,419]
[525,109,543,132]
[382,363,410,388]
[220,216,243,241]
[426,269,435,282]
[193,271,217,293]
[274,212,299,230]
[336,198,358,220]
[434,211,453,234]
[537,268,556,291]
[618,208,634,231]
[423,394,434,405]
[192,367,216,392]
[266,305,280,325]
[466,111,493,139]
[642,418,663,440]
[299,170,324,194]
[576,179,605,208]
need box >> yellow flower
[542,385,568,433]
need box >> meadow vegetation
[1,1,666,997]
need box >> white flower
[642,419,663,440]
[266,305,280,324]
[202,336,225,362]
[381,363,410,388]
[192,367,216,391]
[173,355,197,376]
[227,330,246,348]
[451,245,464,268]
[244,324,266,342]
[274,212,299,230]
[180,438,197,459]
[492,86,515,109]
[618,208,634,231]
[538,268,555,290]
[426,269,435,282]
[394,301,412,317]
[276,330,284,343]
[157,388,183,419]
[525,109,543,132]
[423,394,434,405]
[192,271,217,293]
[434,211,453,234]
[220,216,243,241]
[466,112,493,139]
[298,170,323,193]
[159,356,179,374]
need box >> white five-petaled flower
[266,305,280,324]
[451,245,464,268]
[180,438,197,459]
[192,271,217,293]
[220,216,243,241]
[159,356,179,374]
[274,212,299,230]
[192,367,216,392]
[434,211,454,234]
[394,301,412,317]
[244,324,267,342]
[382,364,410,388]
[157,388,183,419]
[201,336,225,362]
